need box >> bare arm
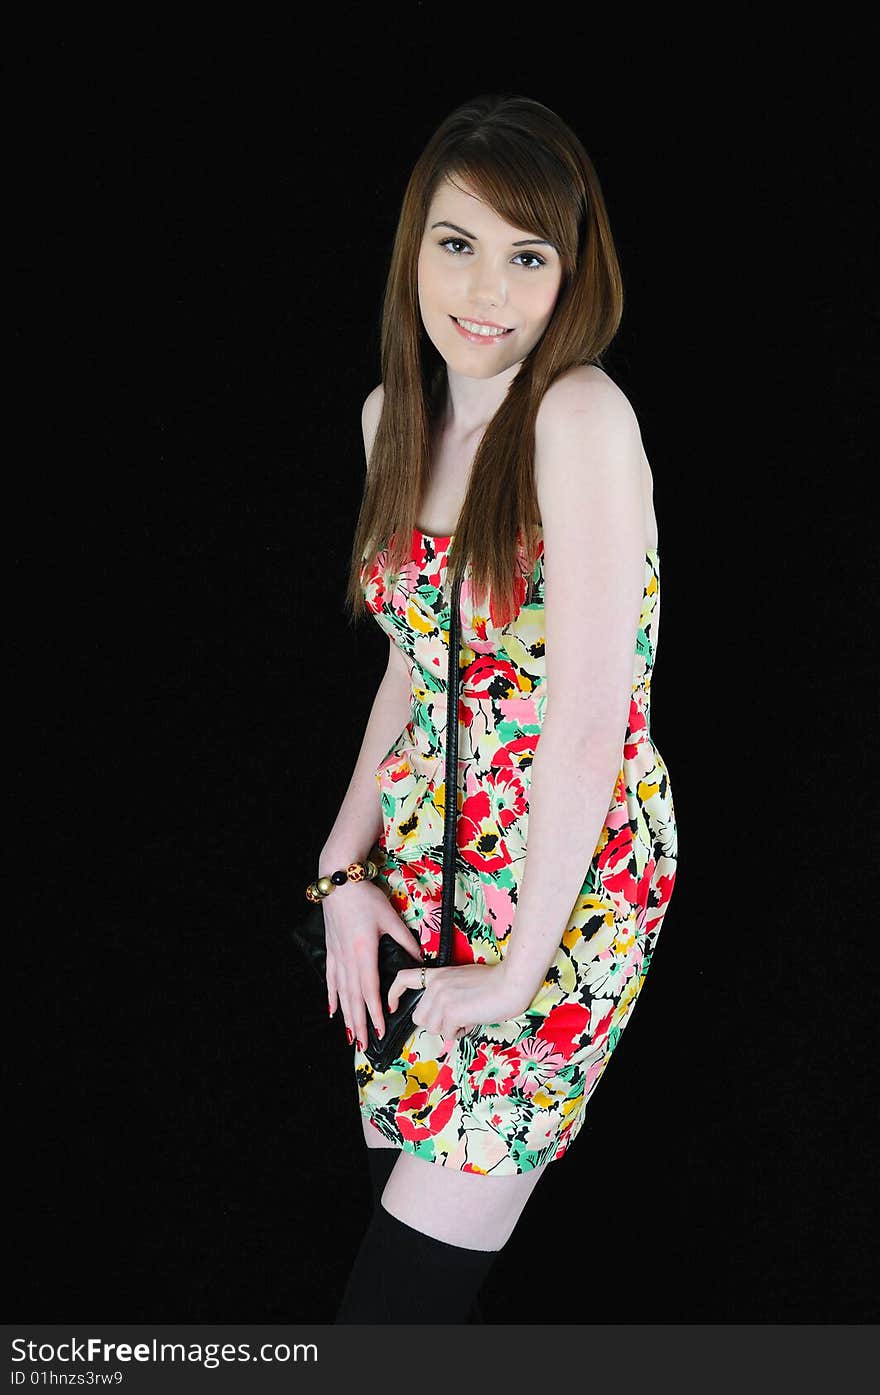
[319,381,426,1048]
[321,637,422,1045]
[501,371,648,1008]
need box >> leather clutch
[291,903,428,1072]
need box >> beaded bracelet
[305,858,380,903]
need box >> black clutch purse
[291,569,464,1074]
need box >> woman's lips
[449,315,515,345]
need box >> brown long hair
[345,92,624,627]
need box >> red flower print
[632,857,655,921]
[457,786,514,873]
[398,1088,456,1143]
[388,885,411,918]
[623,701,648,758]
[536,1002,590,1055]
[489,572,527,630]
[656,870,676,905]
[397,1061,456,1143]
[591,1004,615,1039]
[490,732,540,775]
[598,825,640,903]
[362,569,387,609]
[452,922,476,963]
[486,766,528,833]
[464,653,520,701]
[467,1043,520,1098]
[384,756,412,786]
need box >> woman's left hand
[386,961,529,1056]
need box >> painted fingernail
[346,1028,352,1044]
[356,1038,363,1050]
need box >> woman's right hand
[323,879,424,1051]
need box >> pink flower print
[388,558,424,611]
[583,1057,606,1094]
[481,880,516,943]
[582,947,640,1000]
[496,695,539,733]
[513,1037,570,1097]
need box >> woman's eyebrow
[430,219,555,248]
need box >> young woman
[312,93,679,1323]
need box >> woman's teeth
[454,317,511,336]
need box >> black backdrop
[10,13,878,1325]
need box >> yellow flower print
[403,1059,442,1096]
[613,973,640,1023]
[562,1092,584,1122]
[636,776,661,801]
[531,1085,567,1111]
[612,920,637,956]
[406,600,437,635]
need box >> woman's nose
[467,264,508,309]
[469,282,507,312]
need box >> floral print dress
[354,526,678,1175]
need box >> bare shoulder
[361,381,385,473]
[535,365,642,485]
[536,363,639,437]
[534,363,645,543]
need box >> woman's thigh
[381,1149,548,1251]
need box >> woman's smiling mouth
[450,315,515,343]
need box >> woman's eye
[439,237,471,256]
[437,237,545,270]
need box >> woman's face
[417,176,563,379]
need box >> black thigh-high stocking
[365,1146,398,1210]
[356,1148,489,1324]
[335,1198,500,1325]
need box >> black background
[10,12,878,1324]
